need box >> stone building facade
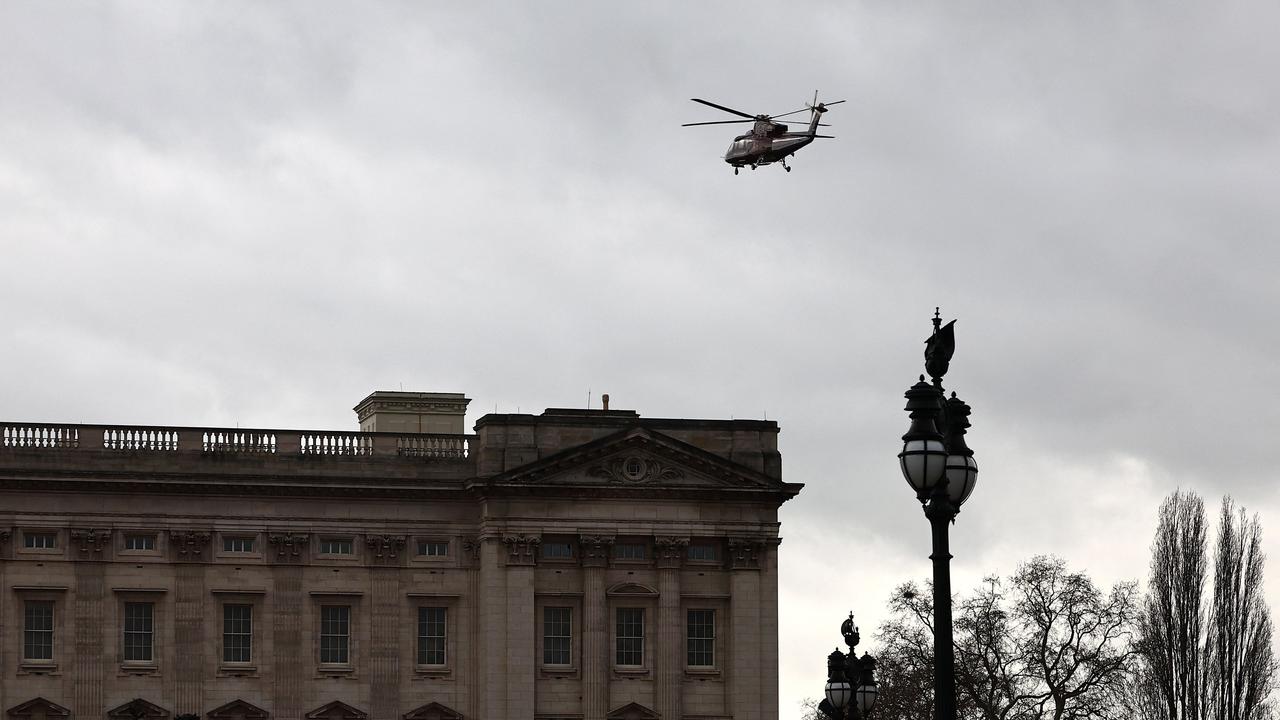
[0,394,800,720]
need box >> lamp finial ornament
[841,612,860,649]
[924,314,956,383]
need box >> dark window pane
[417,607,447,665]
[23,601,53,660]
[687,609,716,666]
[320,606,350,664]
[123,602,154,662]
[223,604,253,663]
[544,607,572,665]
[542,542,573,559]
[616,608,644,666]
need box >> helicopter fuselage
[724,133,815,168]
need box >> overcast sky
[3,2,1279,716]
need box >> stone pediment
[107,699,170,720]
[402,703,462,720]
[606,702,660,720]
[305,701,367,720]
[6,699,70,720]
[207,700,269,720]
[490,427,779,491]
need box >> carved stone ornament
[728,538,765,570]
[169,530,212,558]
[305,701,368,720]
[365,534,407,561]
[588,455,684,485]
[206,699,269,720]
[606,702,661,720]
[268,533,310,561]
[402,702,463,720]
[106,698,171,720]
[461,536,482,565]
[578,535,615,567]
[6,697,72,720]
[654,536,689,569]
[70,528,112,554]
[502,535,541,566]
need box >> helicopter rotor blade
[682,119,756,127]
[770,107,811,120]
[819,100,847,107]
[690,98,756,119]
[781,134,836,138]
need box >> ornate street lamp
[818,613,879,719]
[897,309,978,720]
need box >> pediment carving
[402,703,463,720]
[107,698,170,720]
[7,698,71,720]
[207,699,269,720]
[491,427,779,492]
[305,701,367,720]
[607,582,658,597]
[607,702,660,720]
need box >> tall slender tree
[1135,491,1277,720]
[1137,490,1209,720]
[1204,499,1276,720]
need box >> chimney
[353,391,471,434]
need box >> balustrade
[0,423,470,460]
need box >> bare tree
[1204,499,1276,720]
[1137,489,1210,720]
[872,557,1138,720]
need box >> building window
[417,540,449,557]
[223,537,254,553]
[123,602,154,662]
[223,604,253,663]
[417,607,447,665]
[616,608,644,666]
[614,543,647,560]
[544,607,572,665]
[687,543,718,562]
[124,534,155,551]
[23,601,54,661]
[320,606,350,664]
[23,532,56,549]
[319,538,354,555]
[687,609,716,666]
[542,542,573,559]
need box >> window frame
[317,537,357,558]
[685,539,722,565]
[686,608,717,668]
[222,603,254,665]
[540,539,576,562]
[211,590,264,676]
[22,600,55,663]
[319,604,352,666]
[415,539,450,559]
[416,606,448,667]
[114,590,165,675]
[542,606,573,667]
[614,607,646,668]
[311,594,362,677]
[122,601,155,664]
[18,530,60,554]
[612,539,649,563]
[14,588,65,674]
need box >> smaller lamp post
[818,613,878,719]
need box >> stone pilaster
[761,539,782,720]
[481,539,508,720]
[369,568,401,720]
[656,544,684,720]
[173,563,206,713]
[580,535,614,720]
[73,559,105,719]
[505,562,536,720]
[463,537,483,719]
[272,565,304,720]
[729,540,765,720]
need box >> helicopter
[683,92,844,174]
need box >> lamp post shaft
[928,500,957,720]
